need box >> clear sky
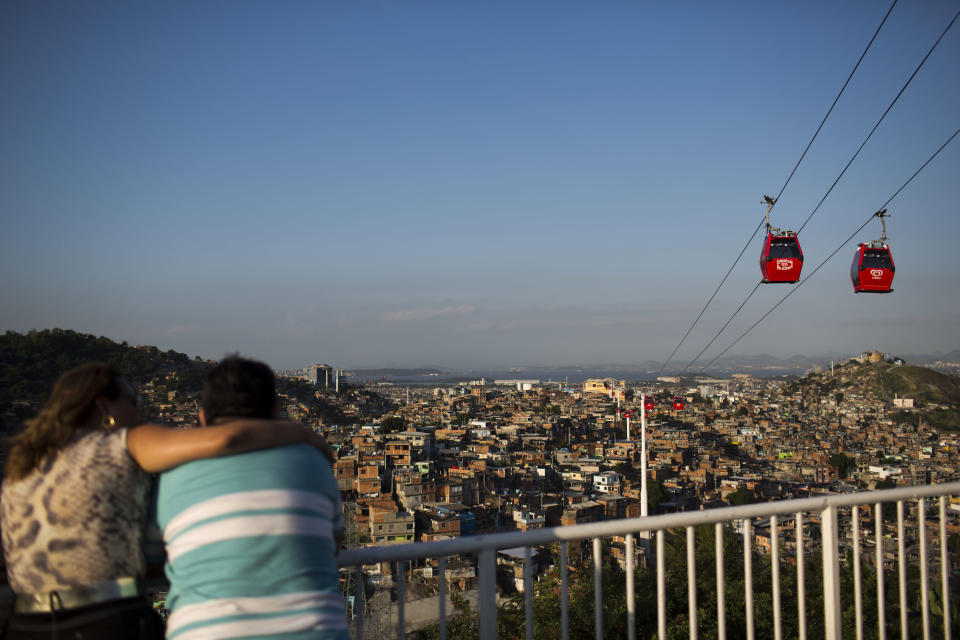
[2,1,959,369]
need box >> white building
[593,471,622,494]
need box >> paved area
[356,588,492,637]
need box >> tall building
[304,363,334,385]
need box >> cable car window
[861,250,892,269]
[769,239,801,259]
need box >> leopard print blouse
[1,429,149,593]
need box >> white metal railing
[339,481,960,640]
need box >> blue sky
[2,1,959,369]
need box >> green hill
[786,358,960,431]
[788,359,960,404]
[0,328,208,410]
[843,361,960,404]
[0,329,394,432]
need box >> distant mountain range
[350,350,960,381]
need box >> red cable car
[759,195,803,284]
[643,398,655,412]
[760,232,803,283]
[673,396,685,411]
[851,210,894,294]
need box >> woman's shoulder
[36,429,139,480]
[62,428,128,457]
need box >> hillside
[842,361,960,405]
[0,329,394,431]
[785,357,960,430]
[787,358,960,403]
[0,329,209,409]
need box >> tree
[828,452,852,478]
[723,441,742,458]
[876,476,898,520]
[948,533,960,553]
[646,479,665,512]
[380,416,405,433]
[416,592,477,640]
[876,477,897,490]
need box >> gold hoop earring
[101,415,117,429]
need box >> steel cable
[677,281,762,376]
[698,125,960,373]
[658,1,899,373]
[796,6,960,234]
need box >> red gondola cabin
[760,232,803,283]
[673,396,685,411]
[643,398,655,412]
[851,243,894,293]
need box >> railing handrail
[338,480,960,566]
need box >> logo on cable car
[776,259,793,270]
[870,269,884,278]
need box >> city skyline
[2,2,959,369]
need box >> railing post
[657,529,666,640]
[396,560,406,640]
[687,526,697,640]
[560,541,569,640]
[354,564,364,640]
[770,515,781,640]
[822,505,842,640]
[524,546,534,640]
[479,548,497,640]
[897,500,908,640]
[939,497,950,640]
[626,533,636,640]
[876,502,886,640]
[715,523,726,640]
[744,518,754,640]
[853,505,863,640]
[796,512,806,640]
[438,557,447,640]
[917,499,930,640]
[593,537,603,640]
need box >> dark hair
[202,355,276,424]
[5,362,124,481]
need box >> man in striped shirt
[155,356,350,640]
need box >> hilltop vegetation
[786,359,960,404]
[784,357,960,430]
[0,329,394,431]
[0,329,208,408]
[859,363,960,404]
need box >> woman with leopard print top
[1,362,331,639]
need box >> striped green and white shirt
[155,444,349,640]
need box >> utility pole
[641,395,649,517]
